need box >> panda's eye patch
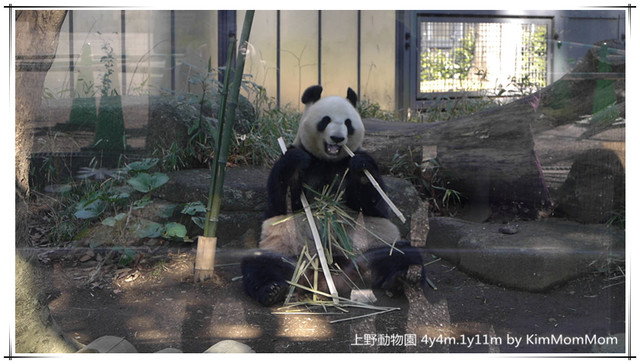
[317,116,331,132]
[345,119,354,135]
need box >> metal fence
[418,16,551,98]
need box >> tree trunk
[15,10,67,200]
[362,40,624,219]
[14,10,72,354]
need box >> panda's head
[293,85,364,161]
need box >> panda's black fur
[265,146,388,219]
[241,85,423,306]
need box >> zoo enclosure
[42,10,625,117]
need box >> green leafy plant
[126,172,169,193]
[388,150,465,216]
[66,158,189,248]
[421,32,476,85]
[93,39,126,152]
[74,191,108,219]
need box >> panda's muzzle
[324,141,342,156]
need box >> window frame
[413,13,554,105]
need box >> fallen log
[362,39,624,219]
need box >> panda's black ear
[301,85,323,105]
[346,87,358,107]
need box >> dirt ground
[26,243,624,354]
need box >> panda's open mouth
[324,142,342,156]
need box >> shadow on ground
[34,246,625,354]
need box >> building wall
[41,9,623,115]
[44,10,397,115]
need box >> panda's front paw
[349,153,376,172]
[284,148,312,170]
[259,280,288,306]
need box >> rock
[556,148,624,224]
[146,94,255,169]
[154,168,269,212]
[76,336,137,353]
[204,340,255,353]
[77,216,164,247]
[152,167,422,246]
[155,347,182,353]
[129,200,179,222]
[426,217,624,291]
[350,289,377,303]
[78,250,95,262]
[499,224,520,235]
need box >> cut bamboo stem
[278,138,340,304]
[194,236,217,282]
[343,145,406,223]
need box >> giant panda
[241,85,423,306]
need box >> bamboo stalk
[194,11,255,282]
[205,12,254,237]
[343,145,406,223]
[278,138,340,304]
[329,308,399,324]
[202,37,235,238]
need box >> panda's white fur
[293,95,365,161]
[259,89,399,258]
[259,213,400,257]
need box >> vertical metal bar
[68,10,74,96]
[170,10,175,91]
[394,10,404,111]
[547,18,555,84]
[318,10,322,85]
[217,10,237,83]
[276,10,281,108]
[121,10,126,94]
[357,10,361,97]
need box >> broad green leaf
[135,221,164,238]
[132,195,152,210]
[156,204,177,219]
[127,172,169,193]
[106,185,133,201]
[163,222,187,239]
[181,201,207,216]
[191,216,205,230]
[125,158,159,172]
[74,198,106,219]
[101,213,127,227]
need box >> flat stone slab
[426,217,624,292]
[151,167,421,246]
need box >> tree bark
[14,10,72,354]
[15,10,67,200]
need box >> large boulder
[556,148,624,224]
[146,94,256,168]
[426,217,623,291]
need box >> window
[418,16,552,98]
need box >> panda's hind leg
[241,251,295,306]
[363,240,424,293]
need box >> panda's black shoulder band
[302,85,323,104]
